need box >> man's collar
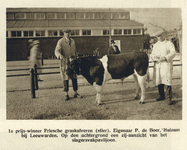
[64,37,72,41]
[63,37,70,42]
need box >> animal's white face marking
[99,55,112,83]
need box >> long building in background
[6,8,144,61]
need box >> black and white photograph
[6,7,182,120]
[1,0,187,149]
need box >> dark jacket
[108,45,120,55]
[143,33,151,49]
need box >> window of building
[133,29,141,35]
[124,29,131,35]
[7,13,14,19]
[24,31,33,37]
[6,31,8,37]
[66,13,75,19]
[11,31,16,37]
[85,13,94,19]
[57,13,65,19]
[59,30,64,36]
[36,30,45,36]
[103,29,109,35]
[76,13,84,19]
[48,30,58,36]
[15,13,25,19]
[102,12,110,19]
[111,12,119,19]
[71,30,79,36]
[36,13,45,19]
[26,13,35,19]
[114,29,122,35]
[82,30,91,35]
[47,13,56,19]
[126,12,130,19]
[11,31,21,37]
[94,12,102,19]
[120,12,129,19]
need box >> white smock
[150,40,176,86]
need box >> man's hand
[59,55,63,60]
[153,55,160,61]
[159,56,167,62]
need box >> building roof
[6,8,129,13]
[7,19,143,29]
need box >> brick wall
[6,35,143,61]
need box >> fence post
[41,53,43,66]
[30,68,35,98]
[34,64,38,90]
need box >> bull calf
[67,52,149,105]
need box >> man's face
[64,31,70,38]
[157,33,166,42]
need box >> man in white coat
[150,30,176,105]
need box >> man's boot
[156,84,165,101]
[63,80,69,100]
[166,86,174,105]
[72,79,82,98]
[72,79,78,92]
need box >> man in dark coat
[108,40,120,55]
[143,28,151,50]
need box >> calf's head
[67,58,81,76]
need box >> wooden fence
[6,60,182,98]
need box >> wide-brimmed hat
[111,40,115,44]
[63,29,71,33]
[33,40,40,45]
[28,39,33,43]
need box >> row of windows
[7,12,130,20]
[7,29,142,38]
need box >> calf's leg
[93,82,103,105]
[133,74,141,99]
[136,74,146,104]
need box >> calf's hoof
[134,95,139,100]
[96,101,102,106]
[139,101,145,104]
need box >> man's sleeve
[165,41,176,62]
[74,41,77,56]
[54,40,62,59]
[116,45,120,53]
[150,44,157,61]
